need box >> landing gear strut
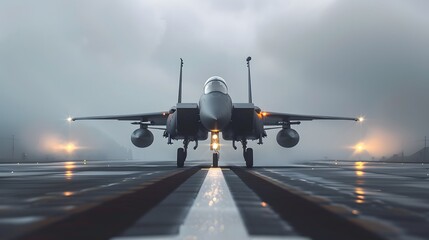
[241,140,253,168]
[213,152,219,167]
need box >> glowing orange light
[354,187,366,204]
[355,161,366,170]
[65,170,73,180]
[354,143,365,153]
[261,202,268,207]
[355,187,365,196]
[63,191,74,197]
[64,162,75,180]
[65,143,77,153]
[354,161,366,177]
[64,162,75,170]
[257,112,268,119]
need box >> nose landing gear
[210,132,220,167]
[213,152,219,167]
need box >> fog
[1,0,428,164]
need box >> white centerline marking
[178,168,248,239]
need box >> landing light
[210,132,220,151]
[212,143,219,150]
[358,116,365,122]
[67,117,72,122]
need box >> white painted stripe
[178,168,248,239]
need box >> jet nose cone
[201,107,231,131]
[202,114,220,131]
[199,92,232,131]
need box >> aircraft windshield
[204,76,228,94]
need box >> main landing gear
[177,139,197,168]
[244,148,253,168]
[177,148,186,167]
[240,140,253,168]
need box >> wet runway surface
[0,160,428,239]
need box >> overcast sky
[1,0,428,164]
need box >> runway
[0,160,428,239]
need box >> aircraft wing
[71,111,169,125]
[263,111,358,126]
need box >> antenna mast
[246,56,253,103]
[178,58,183,103]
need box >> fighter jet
[71,57,360,168]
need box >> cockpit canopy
[204,76,228,94]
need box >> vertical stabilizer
[246,56,253,103]
[178,58,183,103]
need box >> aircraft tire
[177,148,185,168]
[213,152,219,167]
[245,148,253,168]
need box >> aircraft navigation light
[67,117,72,122]
[358,116,365,122]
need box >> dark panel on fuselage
[176,103,199,136]
[223,103,264,141]
[232,103,255,133]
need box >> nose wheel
[244,148,253,168]
[177,148,186,168]
[213,152,219,167]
